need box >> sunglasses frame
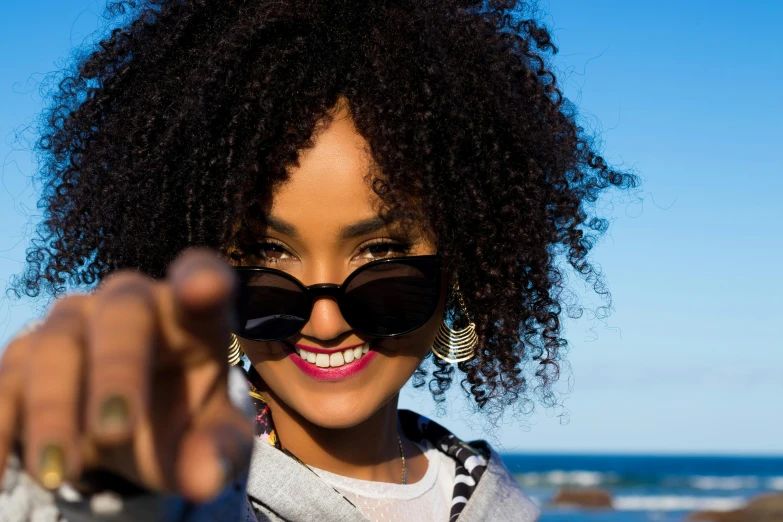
[232,254,443,341]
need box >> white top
[310,440,457,522]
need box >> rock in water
[689,493,783,522]
[551,487,613,509]
[689,511,744,522]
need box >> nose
[300,296,352,341]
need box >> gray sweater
[0,368,540,522]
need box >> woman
[0,0,636,520]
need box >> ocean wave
[687,475,783,491]
[514,470,783,491]
[515,470,618,487]
[689,476,761,490]
[612,495,747,512]
[768,477,783,490]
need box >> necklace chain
[397,434,407,485]
[252,389,408,485]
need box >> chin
[294,393,389,429]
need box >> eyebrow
[263,215,390,241]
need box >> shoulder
[463,444,540,521]
[398,410,540,521]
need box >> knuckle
[90,281,157,330]
[27,329,82,365]
[88,351,149,392]
[30,295,89,347]
[28,363,80,392]
[170,248,232,281]
[98,283,155,311]
[0,375,16,397]
[26,394,76,417]
[0,337,29,374]
[0,382,19,409]
[25,405,76,436]
[88,311,156,357]
[87,344,153,392]
[92,303,156,334]
[99,271,155,300]
[49,294,89,318]
[0,381,20,417]
[91,349,148,369]
[25,385,78,430]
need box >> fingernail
[99,394,130,434]
[39,443,66,489]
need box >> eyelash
[244,238,413,265]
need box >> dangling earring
[228,333,245,366]
[430,281,478,364]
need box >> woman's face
[236,102,445,429]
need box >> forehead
[267,107,381,232]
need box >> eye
[244,240,294,264]
[355,240,412,261]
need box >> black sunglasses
[232,255,442,342]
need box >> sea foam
[612,495,747,512]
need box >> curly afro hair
[15,0,638,414]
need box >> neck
[262,389,403,483]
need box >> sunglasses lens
[343,259,440,336]
[235,272,309,341]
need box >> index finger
[164,248,237,362]
[86,273,157,443]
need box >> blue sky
[1,1,781,454]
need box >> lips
[285,341,378,381]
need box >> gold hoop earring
[430,282,478,364]
[228,333,245,366]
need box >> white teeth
[299,343,372,367]
[329,352,345,367]
[315,353,330,368]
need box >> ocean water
[501,454,783,521]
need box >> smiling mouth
[286,341,378,381]
[295,342,371,368]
